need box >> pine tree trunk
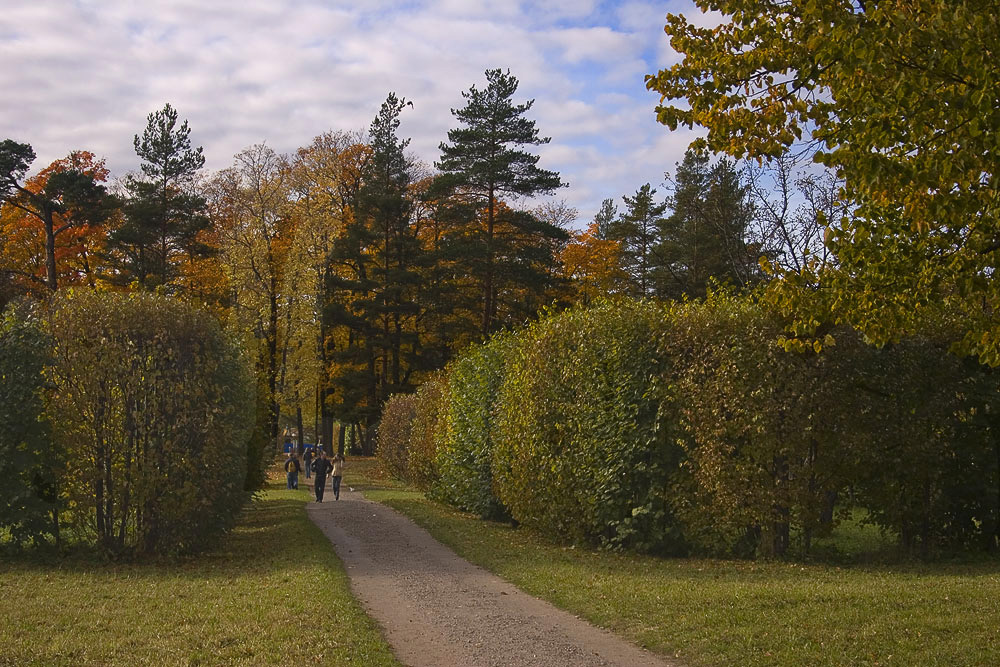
[483,188,496,336]
[43,210,58,290]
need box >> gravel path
[306,483,679,667]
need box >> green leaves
[432,332,513,520]
[44,289,253,557]
[380,292,1000,559]
[648,0,1000,363]
[0,305,58,547]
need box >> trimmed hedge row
[377,296,1000,558]
[431,331,512,520]
[376,393,417,481]
[493,300,683,552]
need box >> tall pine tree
[608,184,667,299]
[325,93,423,452]
[107,103,211,291]
[435,68,565,336]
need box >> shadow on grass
[0,480,323,581]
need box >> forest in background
[1,67,804,459]
[2,0,998,559]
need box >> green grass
[348,460,1000,667]
[0,470,399,667]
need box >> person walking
[331,453,346,500]
[312,449,332,502]
[284,451,301,489]
[303,446,314,479]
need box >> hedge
[0,305,59,547]
[432,331,512,520]
[376,393,417,481]
[377,295,1000,559]
[405,373,448,490]
[492,300,687,553]
[45,290,254,556]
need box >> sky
[0,0,719,227]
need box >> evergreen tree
[363,93,424,396]
[107,103,211,290]
[656,149,756,299]
[608,184,667,299]
[593,197,618,241]
[434,68,566,336]
[325,93,423,452]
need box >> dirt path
[306,482,679,667]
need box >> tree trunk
[920,479,932,559]
[296,405,304,452]
[95,458,105,543]
[993,435,1000,552]
[268,274,280,452]
[772,454,790,558]
[483,187,496,336]
[43,210,58,290]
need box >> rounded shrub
[45,289,254,556]
[376,393,418,481]
[406,372,448,490]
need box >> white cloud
[0,0,712,222]
[545,26,637,64]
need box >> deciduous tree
[0,142,115,291]
[646,1,1000,360]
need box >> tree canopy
[646,1,1000,361]
[435,68,566,336]
[107,103,211,291]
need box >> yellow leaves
[559,223,628,303]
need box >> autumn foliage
[380,296,1000,558]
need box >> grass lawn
[349,459,1000,667]
[0,470,399,667]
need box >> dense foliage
[0,306,59,546]
[405,373,448,490]
[646,1,1000,363]
[432,332,512,520]
[379,296,1000,559]
[376,393,417,481]
[434,68,567,337]
[494,300,686,552]
[45,290,254,556]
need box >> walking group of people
[284,447,346,502]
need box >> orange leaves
[0,150,112,291]
[559,222,628,304]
